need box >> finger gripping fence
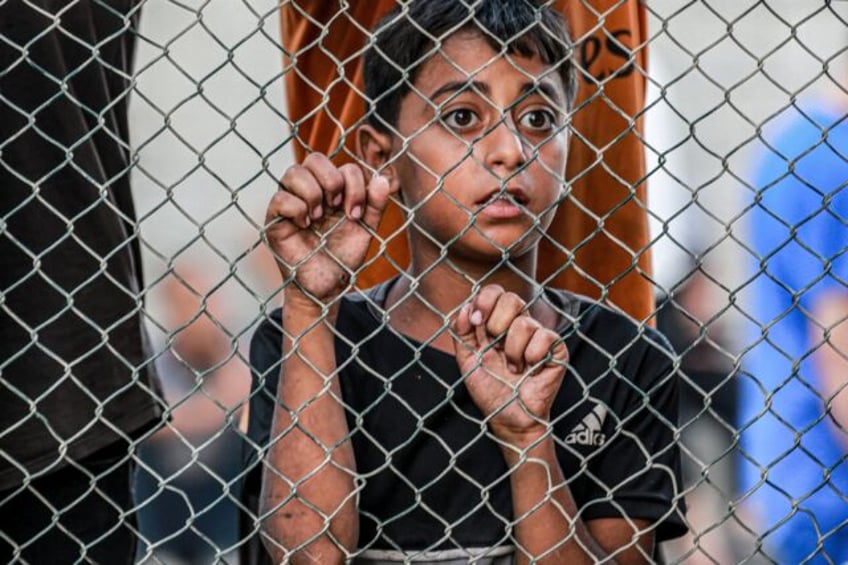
[1,1,847,563]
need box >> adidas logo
[564,403,607,447]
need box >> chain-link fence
[1,0,847,563]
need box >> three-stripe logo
[564,403,607,446]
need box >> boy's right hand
[264,153,394,305]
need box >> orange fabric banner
[279,1,653,321]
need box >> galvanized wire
[2,0,847,563]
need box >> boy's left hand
[452,285,569,445]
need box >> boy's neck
[392,241,544,315]
[383,244,560,354]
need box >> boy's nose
[481,115,527,175]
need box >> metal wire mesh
[1,0,847,563]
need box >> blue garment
[739,104,848,564]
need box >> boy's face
[389,31,569,261]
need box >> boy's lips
[479,198,524,219]
[475,187,529,219]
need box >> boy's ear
[357,124,400,191]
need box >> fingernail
[351,205,363,220]
[333,194,342,207]
[507,363,519,373]
[312,205,323,219]
[470,310,483,326]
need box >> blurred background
[127,0,847,562]
[130,1,285,561]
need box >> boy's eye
[518,109,557,132]
[442,109,479,130]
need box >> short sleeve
[596,332,685,541]
[238,310,284,565]
[243,309,285,470]
[561,310,687,542]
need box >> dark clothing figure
[241,280,686,563]
[0,0,163,560]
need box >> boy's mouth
[476,187,529,219]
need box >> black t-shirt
[242,280,687,561]
[0,0,162,490]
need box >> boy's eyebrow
[429,80,490,102]
[427,79,564,106]
[519,81,564,105]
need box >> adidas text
[565,428,606,446]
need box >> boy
[246,1,685,563]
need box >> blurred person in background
[0,2,164,562]
[135,269,250,563]
[656,268,740,564]
[738,82,848,562]
[645,56,743,563]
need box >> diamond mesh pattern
[1,0,847,563]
